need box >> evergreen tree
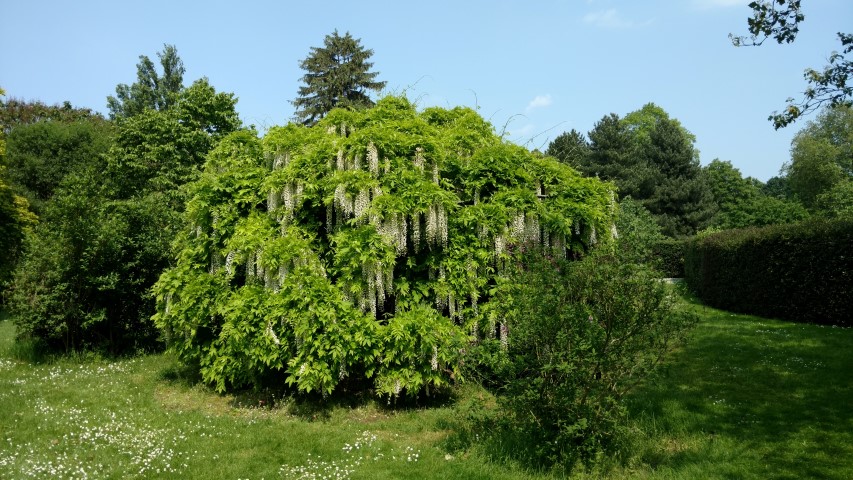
[292,30,386,126]
[575,106,717,237]
[107,44,185,119]
[545,128,590,167]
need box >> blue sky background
[1,0,850,181]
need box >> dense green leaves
[785,105,852,207]
[685,218,853,326]
[481,251,696,469]
[107,44,185,119]
[553,104,716,237]
[3,118,113,213]
[155,96,616,396]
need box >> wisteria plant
[153,96,616,398]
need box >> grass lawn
[1,300,851,479]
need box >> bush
[154,98,617,397]
[650,238,686,277]
[479,250,696,470]
[684,218,853,326]
[9,171,174,353]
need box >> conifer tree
[292,30,386,126]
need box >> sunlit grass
[1,299,852,479]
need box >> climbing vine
[154,96,616,397]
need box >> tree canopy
[550,104,716,237]
[785,105,852,207]
[107,44,185,119]
[292,31,386,126]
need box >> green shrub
[684,218,853,326]
[480,251,696,470]
[650,237,686,277]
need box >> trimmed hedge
[684,218,853,326]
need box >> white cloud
[583,9,635,28]
[526,94,553,112]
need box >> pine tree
[293,30,386,126]
[545,129,590,167]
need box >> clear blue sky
[1,0,850,181]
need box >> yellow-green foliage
[154,96,616,397]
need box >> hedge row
[684,218,853,326]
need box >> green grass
[1,301,851,479]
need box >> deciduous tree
[731,1,851,128]
[107,44,185,119]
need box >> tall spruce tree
[292,30,386,126]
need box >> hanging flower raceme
[153,96,616,399]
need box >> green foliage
[293,30,387,126]
[613,196,664,265]
[560,105,716,237]
[107,44,185,119]
[1,96,102,134]
[815,179,853,218]
[155,96,617,397]
[785,105,852,207]
[3,118,113,213]
[107,78,241,203]
[0,170,37,297]
[545,128,590,167]
[684,218,853,326]
[8,63,241,354]
[650,238,686,278]
[482,251,695,470]
[8,168,174,352]
[705,159,808,229]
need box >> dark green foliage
[0,173,37,297]
[107,44,185,119]
[479,251,695,470]
[564,105,716,237]
[8,167,175,352]
[684,218,853,326]
[293,31,387,126]
[8,60,241,354]
[638,119,716,237]
[3,119,113,213]
[649,238,685,278]
[545,128,590,167]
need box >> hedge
[684,218,853,326]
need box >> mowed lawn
[1,300,851,479]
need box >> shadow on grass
[156,356,459,423]
[625,309,853,479]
